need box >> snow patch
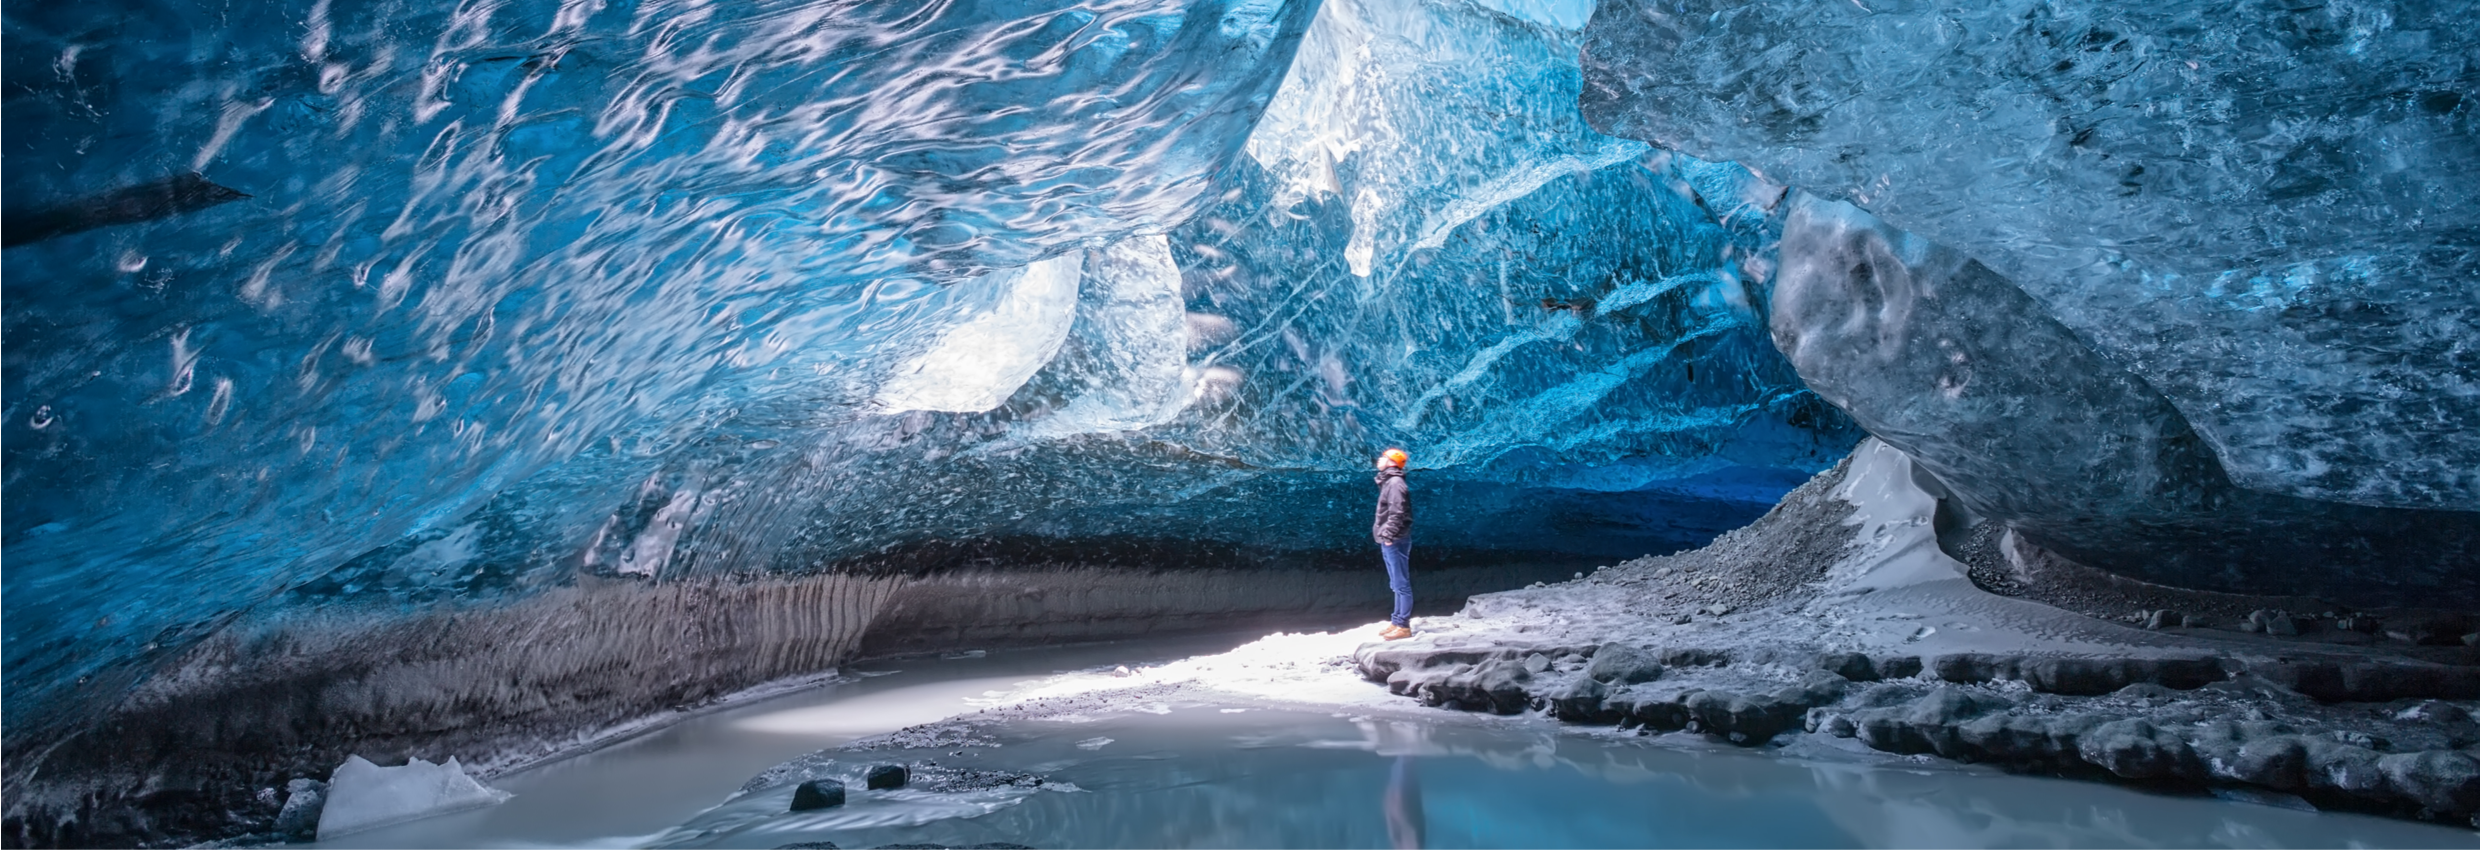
[1823,438,1971,595]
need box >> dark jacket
[1373,467,1412,545]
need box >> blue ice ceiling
[2,0,1857,724]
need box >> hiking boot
[1379,625,1414,641]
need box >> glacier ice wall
[1578,0,2480,511]
[3,0,1321,730]
[284,0,1856,598]
[1773,195,2477,603]
[0,0,1861,765]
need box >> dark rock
[866,764,909,790]
[2078,719,2203,781]
[1851,687,2016,757]
[2020,657,2226,696]
[2303,739,2387,796]
[2113,682,2180,700]
[1816,652,1877,682]
[1874,656,1924,679]
[1424,657,1532,714]
[2337,616,2379,634]
[1657,647,1728,667]
[1585,644,1663,684]
[2399,701,2475,725]
[1548,677,1619,723]
[2329,730,2388,750]
[272,778,326,842]
[1810,709,1858,737]
[2384,616,2475,646]
[1353,644,1495,684]
[1687,689,1810,745]
[1700,603,1733,616]
[2227,735,2312,790]
[791,779,846,811]
[1956,711,2101,766]
[1932,653,2019,684]
[1615,690,1696,731]
[2251,610,2301,636]
[2145,609,2181,630]
[2259,661,2480,702]
[2378,751,2480,813]
[2182,614,2209,628]
[1671,613,1693,625]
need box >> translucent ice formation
[1772,195,2477,604]
[2,0,1318,725]
[1579,0,2480,510]
[1,0,1863,747]
[316,755,511,840]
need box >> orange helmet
[1380,448,1409,467]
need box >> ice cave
[3,0,2476,846]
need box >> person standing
[1373,448,1415,640]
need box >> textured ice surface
[1579,0,2480,510]
[316,755,510,840]
[0,0,1858,740]
[1,0,1320,725]
[1771,196,2478,604]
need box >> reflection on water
[658,709,2479,850]
[1385,756,1424,850]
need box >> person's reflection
[1383,755,1425,849]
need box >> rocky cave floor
[764,441,2480,835]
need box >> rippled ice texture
[1,0,1859,729]
[1579,0,2480,510]
[3,0,1318,722]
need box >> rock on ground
[1350,441,2480,826]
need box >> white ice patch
[875,254,1083,413]
[382,523,482,584]
[1014,235,1196,439]
[1242,0,1641,279]
[1823,438,1973,595]
[1243,0,1376,207]
[1406,139,1648,252]
[316,755,511,840]
[965,628,1403,712]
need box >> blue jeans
[1380,541,1413,627]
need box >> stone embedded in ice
[315,755,511,840]
[1579,0,2480,510]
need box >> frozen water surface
[320,635,2475,849]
